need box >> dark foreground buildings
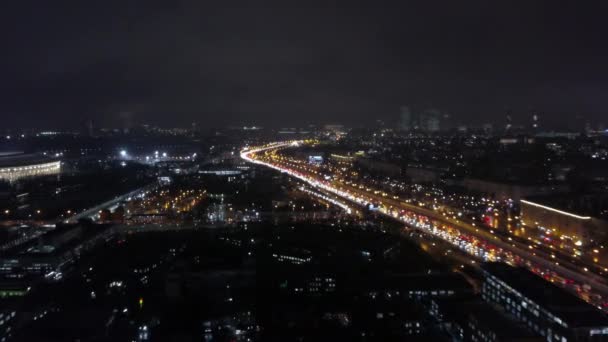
[481,263,608,342]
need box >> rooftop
[523,194,608,220]
[468,302,540,340]
[482,262,608,328]
[0,153,58,168]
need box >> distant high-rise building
[399,106,412,131]
[531,112,540,131]
[427,115,440,132]
[82,119,95,137]
[442,112,452,131]
[505,110,513,132]
[191,122,199,137]
[119,111,134,134]
[585,121,592,133]
[482,123,493,134]
[420,109,441,132]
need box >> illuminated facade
[521,199,608,246]
[0,160,61,182]
[481,263,608,342]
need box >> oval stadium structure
[0,152,61,182]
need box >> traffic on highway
[242,141,608,310]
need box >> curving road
[241,141,608,307]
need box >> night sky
[2,1,608,129]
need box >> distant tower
[191,122,199,137]
[505,109,513,132]
[119,111,134,134]
[482,123,493,134]
[421,108,441,132]
[399,106,412,131]
[87,119,95,137]
[81,119,95,137]
[442,112,452,131]
[531,112,540,131]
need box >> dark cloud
[1,0,608,129]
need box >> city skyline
[2,1,608,129]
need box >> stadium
[0,152,61,182]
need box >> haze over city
[2,1,608,129]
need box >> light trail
[521,199,591,220]
[241,143,500,263]
[241,142,608,310]
[298,186,353,214]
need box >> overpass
[64,183,158,224]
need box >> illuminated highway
[241,141,608,309]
